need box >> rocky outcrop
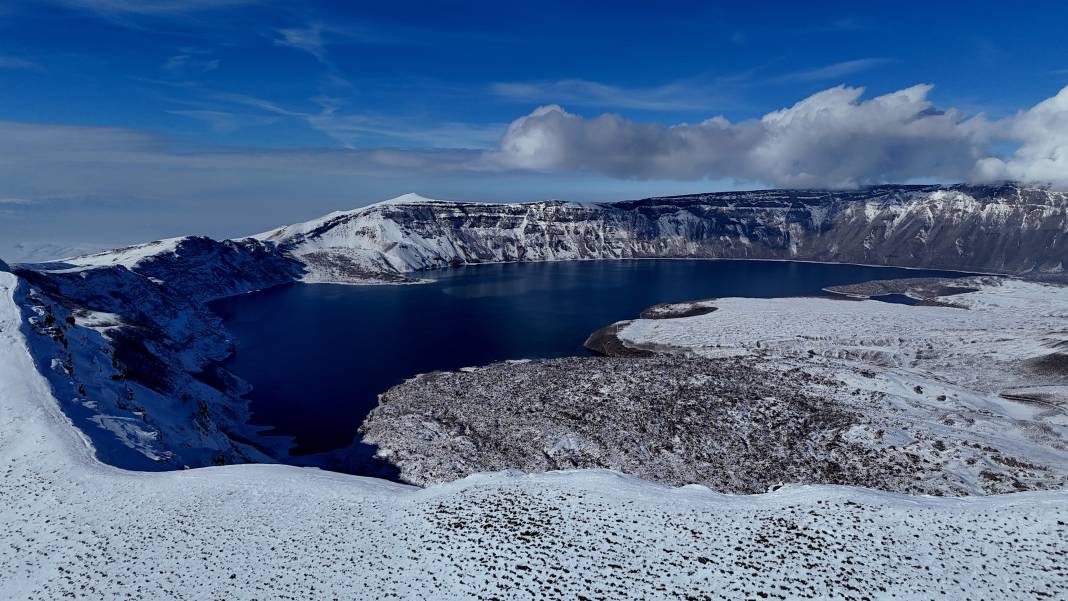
[359,354,1066,495]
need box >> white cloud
[4,84,1068,258]
[2,84,1067,219]
[495,84,1016,188]
[973,86,1068,184]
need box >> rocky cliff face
[256,184,1068,283]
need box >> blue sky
[1,0,1067,258]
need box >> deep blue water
[211,259,963,455]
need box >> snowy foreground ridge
[1,271,1066,599]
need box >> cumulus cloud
[495,84,1068,188]
[972,86,1068,185]
[2,84,1067,211]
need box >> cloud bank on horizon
[498,83,1068,189]
[3,83,1067,200]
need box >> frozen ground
[619,277,1068,403]
[3,268,1067,598]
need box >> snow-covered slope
[10,237,304,470]
[1,271,1065,599]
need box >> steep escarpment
[12,237,301,469]
[261,184,1068,282]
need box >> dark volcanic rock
[824,277,984,300]
[583,321,655,357]
[360,356,949,494]
[639,301,719,319]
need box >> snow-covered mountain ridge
[258,183,1068,283]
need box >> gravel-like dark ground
[361,355,964,493]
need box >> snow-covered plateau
[1,183,1067,598]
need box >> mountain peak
[376,192,443,206]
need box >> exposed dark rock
[639,301,719,319]
[361,355,963,494]
[825,276,985,302]
[583,321,654,357]
[1026,352,1068,376]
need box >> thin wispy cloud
[162,48,219,75]
[52,0,259,15]
[490,78,721,112]
[773,58,891,83]
[167,109,280,133]
[270,20,441,65]
[274,23,328,63]
[209,92,304,118]
[492,60,891,113]
[0,55,43,71]
[212,92,505,148]
[825,17,867,31]
[490,71,762,113]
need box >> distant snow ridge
[257,183,1068,284]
